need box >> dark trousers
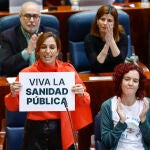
[23,119,75,150]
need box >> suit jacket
[0,25,58,77]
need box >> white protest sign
[19,72,75,111]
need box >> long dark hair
[91,5,125,42]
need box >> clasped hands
[26,32,43,54]
[105,23,114,45]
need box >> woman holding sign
[5,32,93,150]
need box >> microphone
[64,101,78,150]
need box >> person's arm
[84,33,128,73]
[72,64,90,105]
[105,24,128,62]
[104,21,128,63]
[63,62,91,105]
[63,62,93,130]
[96,43,109,63]
[0,29,29,76]
[105,23,120,57]
[113,33,128,61]
[84,34,106,72]
[100,99,127,149]
[4,77,20,111]
[108,39,120,57]
[104,33,128,66]
[5,93,19,111]
[139,98,150,146]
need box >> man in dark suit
[0,1,58,77]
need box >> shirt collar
[21,27,39,42]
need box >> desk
[0,3,150,65]
[1,72,150,149]
[120,2,150,67]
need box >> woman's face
[97,14,114,33]
[38,36,59,65]
[121,70,139,97]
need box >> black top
[84,33,128,73]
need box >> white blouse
[111,96,144,150]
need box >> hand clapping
[105,23,114,45]
[27,32,43,54]
[139,98,149,123]
[117,97,126,123]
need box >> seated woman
[84,5,128,73]
[100,62,150,150]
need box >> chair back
[5,109,27,150]
[0,14,60,33]
[115,0,125,2]
[68,9,132,72]
[94,111,106,150]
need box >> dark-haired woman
[84,5,128,73]
[100,62,150,150]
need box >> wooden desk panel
[0,72,150,149]
[0,78,10,130]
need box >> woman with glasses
[0,1,58,77]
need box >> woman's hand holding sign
[71,84,84,96]
[10,81,21,97]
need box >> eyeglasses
[22,14,40,20]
